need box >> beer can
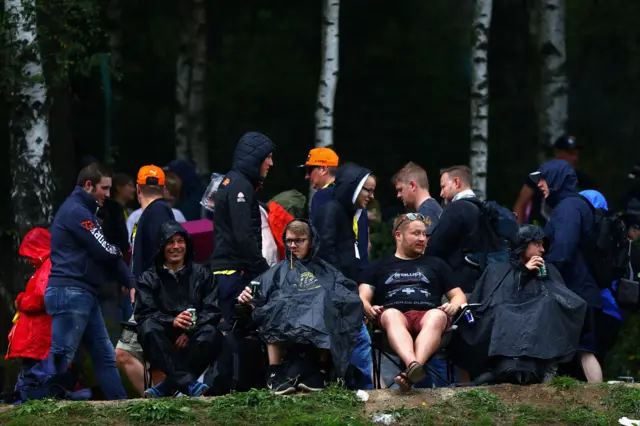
[186,308,197,328]
[249,281,260,297]
[538,264,547,278]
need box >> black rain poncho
[453,225,587,378]
[251,220,364,378]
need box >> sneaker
[143,381,172,398]
[267,368,298,396]
[298,369,328,392]
[187,381,209,397]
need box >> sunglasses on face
[394,213,426,232]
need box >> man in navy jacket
[42,163,133,399]
[531,159,602,382]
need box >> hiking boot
[143,381,172,398]
[298,369,328,392]
[267,365,298,395]
[186,381,209,397]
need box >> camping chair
[120,321,152,391]
[371,303,481,389]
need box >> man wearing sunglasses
[359,213,466,389]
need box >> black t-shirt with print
[360,255,457,312]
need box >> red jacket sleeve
[16,260,51,314]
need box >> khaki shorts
[116,321,144,364]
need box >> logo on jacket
[237,192,246,203]
[81,220,95,231]
[222,178,231,186]
[295,271,320,291]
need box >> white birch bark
[539,0,568,149]
[187,0,208,176]
[315,0,340,149]
[469,0,492,201]
[6,0,55,230]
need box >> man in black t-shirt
[359,214,466,389]
[513,135,596,225]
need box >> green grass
[1,383,639,425]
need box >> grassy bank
[2,379,639,425]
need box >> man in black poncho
[453,224,587,385]
[238,219,363,395]
[136,220,221,397]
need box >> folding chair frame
[370,303,480,389]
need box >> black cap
[554,135,581,150]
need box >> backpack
[578,195,630,289]
[462,199,520,270]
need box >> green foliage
[369,220,395,261]
[604,312,640,379]
[551,376,580,390]
[124,399,196,424]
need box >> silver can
[186,308,197,329]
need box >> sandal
[394,361,426,390]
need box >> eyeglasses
[285,238,307,246]
[394,213,425,232]
[362,186,375,195]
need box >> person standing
[40,163,133,400]
[392,162,442,235]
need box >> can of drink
[249,281,260,297]
[538,264,547,278]
[465,311,475,324]
[186,308,197,329]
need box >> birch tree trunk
[315,0,340,149]
[538,0,568,152]
[469,0,493,201]
[175,0,209,177]
[6,0,55,230]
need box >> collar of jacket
[71,186,99,214]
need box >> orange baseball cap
[298,148,339,168]
[137,165,165,186]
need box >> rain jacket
[454,224,587,378]
[313,164,372,282]
[6,228,53,361]
[539,159,601,308]
[210,132,275,276]
[135,220,221,329]
[252,220,364,377]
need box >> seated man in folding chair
[359,213,466,389]
[136,220,222,397]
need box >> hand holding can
[186,308,197,329]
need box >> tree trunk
[315,0,340,149]
[175,0,209,177]
[469,0,493,201]
[187,0,208,176]
[538,0,568,153]
[6,0,55,230]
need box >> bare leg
[116,348,145,396]
[267,343,286,365]
[380,309,416,368]
[414,310,448,365]
[580,352,603,383]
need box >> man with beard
[359,214,466,389]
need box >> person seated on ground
[237,219,363,395]
[454,224,587,385]
[358,213,466,390]
[135,220,221,398]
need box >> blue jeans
[349,323,373,389]
[45,286,127,400]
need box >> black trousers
[138,318,221,392]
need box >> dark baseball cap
[554,135,581,150]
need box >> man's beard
[400,244,423,259]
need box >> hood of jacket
[282,219,321,263]
[19,228,51,267]
[538,159,578,208]
[166,160,203,193]
[580,189,608,211]
[511,224,546,258]
[332,164,372,212]
[230,132,276,185]
[154,220,195,265]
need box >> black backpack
[579,195,630,289]
[462,199,520,271]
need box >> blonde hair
[285,220,311,239]
[392,162,429,190]
[165,171,182,198]
[391,213,426,236]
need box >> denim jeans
[45,286,127,400]
[349,323,373,389]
